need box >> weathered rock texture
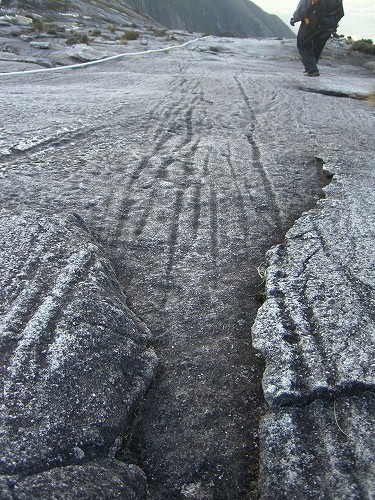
[260,394,375,500]
[253,152,375,498]
[0,36,374,499]
[0,210,157,498]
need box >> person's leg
[313,33,331,62]
[297,23,318,74]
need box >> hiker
[290,0,344,76]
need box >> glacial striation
[252,152,375,499]
[0,210,157,498]
[1,33,374,498]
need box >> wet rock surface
[0,34,374,498]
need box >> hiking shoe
[307,70,320,77]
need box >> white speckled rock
[0,210,157,497]
[252,156,375,406]
[1,33,374,498]
[253,152,375,498]
[30,41,50,50]
[259,394,375,500]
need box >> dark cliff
[2,0,295,38]
[128,0,294,37]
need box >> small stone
[364,61,375,73]
[30,41,50,50]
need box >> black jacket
[293,0,344,24]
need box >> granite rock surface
[0,34,374,499]
[252,153,375,498]
[0,210,156,498]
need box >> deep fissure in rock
[109,157,332,499]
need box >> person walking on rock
[290,0,344,76]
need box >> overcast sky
[256,0,375,40]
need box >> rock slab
[260,394,375,500]
[0,210,157,498]
[253,155,375,499]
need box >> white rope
[0,36,205,77]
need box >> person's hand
[290,17,296,26]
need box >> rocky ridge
[1,0,155,27]
[1,0,294,38]
[128,0,294,38]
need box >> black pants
[297,22,330,73]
